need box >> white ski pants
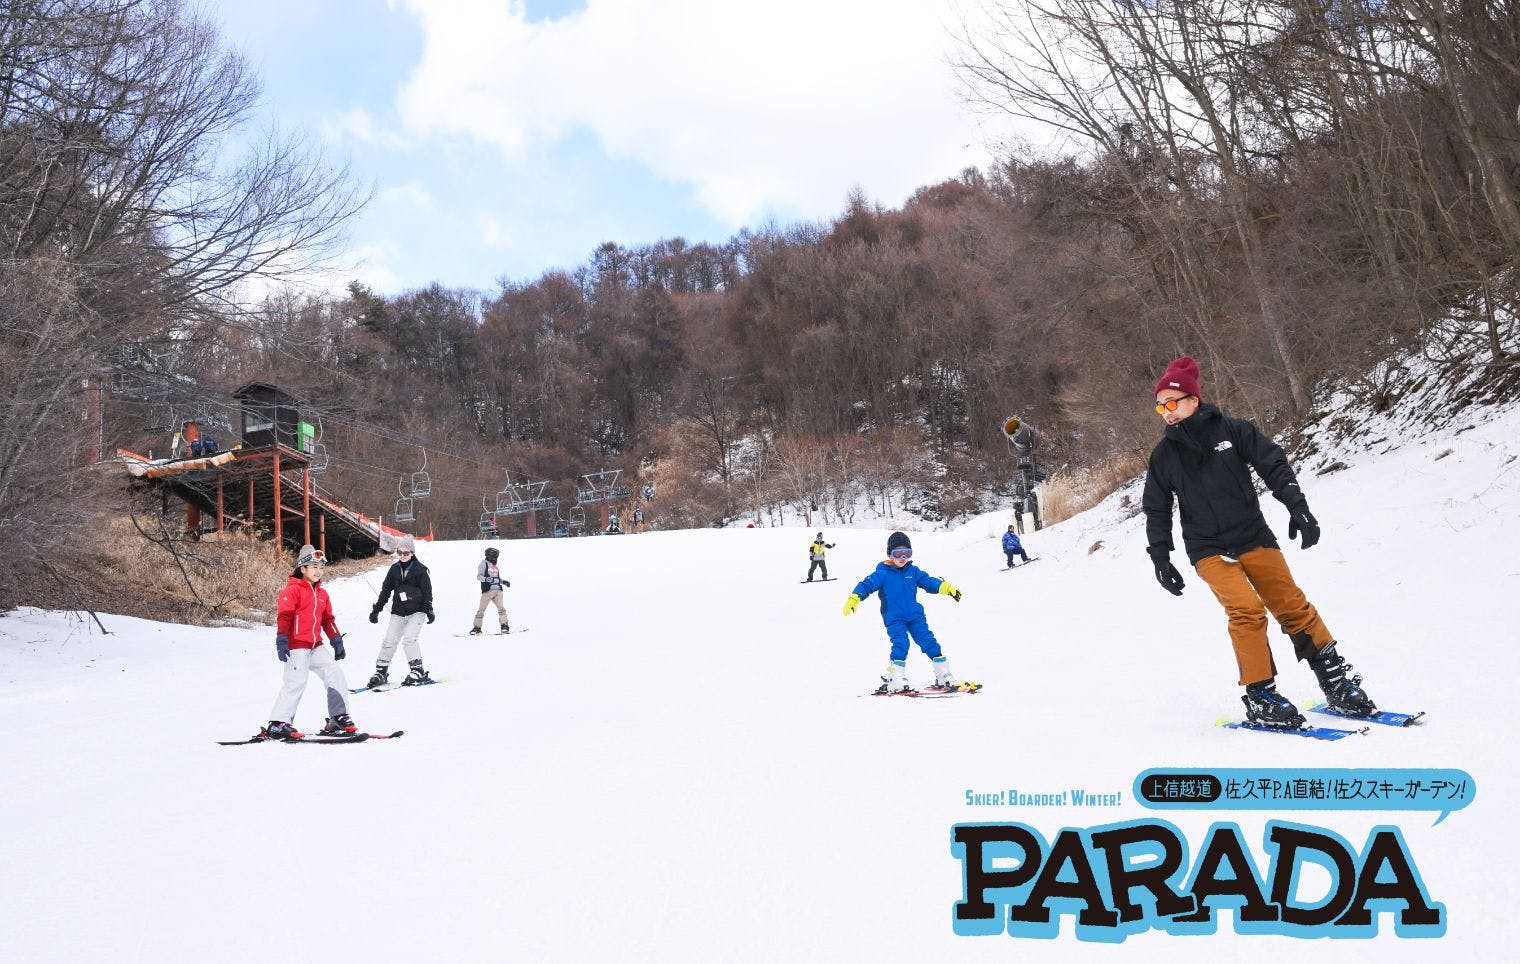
[473,589,508,629]
[270,644,350,724]
[378,611,427,666]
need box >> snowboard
[800,578,838,583]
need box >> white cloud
[379,180,441,214]
[476,213,514,247]
[323,106,408,148]
[392,0,1002,226]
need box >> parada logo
[951,818,1444,942]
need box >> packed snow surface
[3,404,1518,962]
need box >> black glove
[331,634,346,660]
[503,579,510,588]
[1149,549,1185,596]
[425,611,435,625]
[1287,503,1320,550]
[369,607,381,624]
[275,634,290,662]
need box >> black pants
[808,559,828,581]
[1005,549,1029,567]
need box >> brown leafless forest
[4,1,1517,612]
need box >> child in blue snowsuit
[844,531,967,693]
[1002,526,1029,567]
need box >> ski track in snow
[2,406,1518,961]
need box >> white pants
[270,644,350,724]
[473,589,508,629]
[378,611,427,666]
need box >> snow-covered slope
[2,399,1517,962]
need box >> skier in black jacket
[1142,356,1377,728]
[365,535,436,688]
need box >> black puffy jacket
[375,559,433,618]
[1143,404,1307,564]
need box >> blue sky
[210,0,1011,296]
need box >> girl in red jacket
[261,545,359,740]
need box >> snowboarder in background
[1001,526,1030,567]
[843,531,974,694]
[262,545,359,739]
[471,546,510,634]
[806,532,835,582]
[366,535,436,688]
[1144,355,1378,728]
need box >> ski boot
[401,659,433,686]
[1241,680,1307,728]
[873,663,915,695]
[1308,642,1377,716]
[500,623,510,634]
[929,657,960,692]
[467,626,483,636]
[261,720,303,741]
[366,665,389,689]
[319,714,358,736]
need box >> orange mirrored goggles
[1155,396,1194,414]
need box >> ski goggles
[396,548,413,557]
[1155,395,1194,414]
[889,547,913,561]
[297,549,328,567]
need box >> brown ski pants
[1194,547,1333,686]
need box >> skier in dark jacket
[1143,356,1377,728]
[365,535,435,688]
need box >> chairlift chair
[409,450,432,499]
[394,477,416,523]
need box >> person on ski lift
[1143,355,1378,728]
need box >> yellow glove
[843,593,861,616]
[938,580,963,602]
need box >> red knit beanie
[1154,355,1202,399]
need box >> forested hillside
[3,1,1517,613]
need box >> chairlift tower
[576,469,632,532]
[494,475,559,538]
[1002,416,1043,534]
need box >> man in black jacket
[1143,356,1376,727]
[365,535,436,688]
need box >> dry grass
[53,515,387,627]
[1038,452,1147,526]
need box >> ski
[361,730,406,740]
[217,733,370,746]
[1307,703,1425,727]
[453,629,526,637]
[1216,719,1368,741]
[917,682,984,698]
[350,678,445,694]
[860,682,983,698]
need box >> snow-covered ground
[3,400,1518,962]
